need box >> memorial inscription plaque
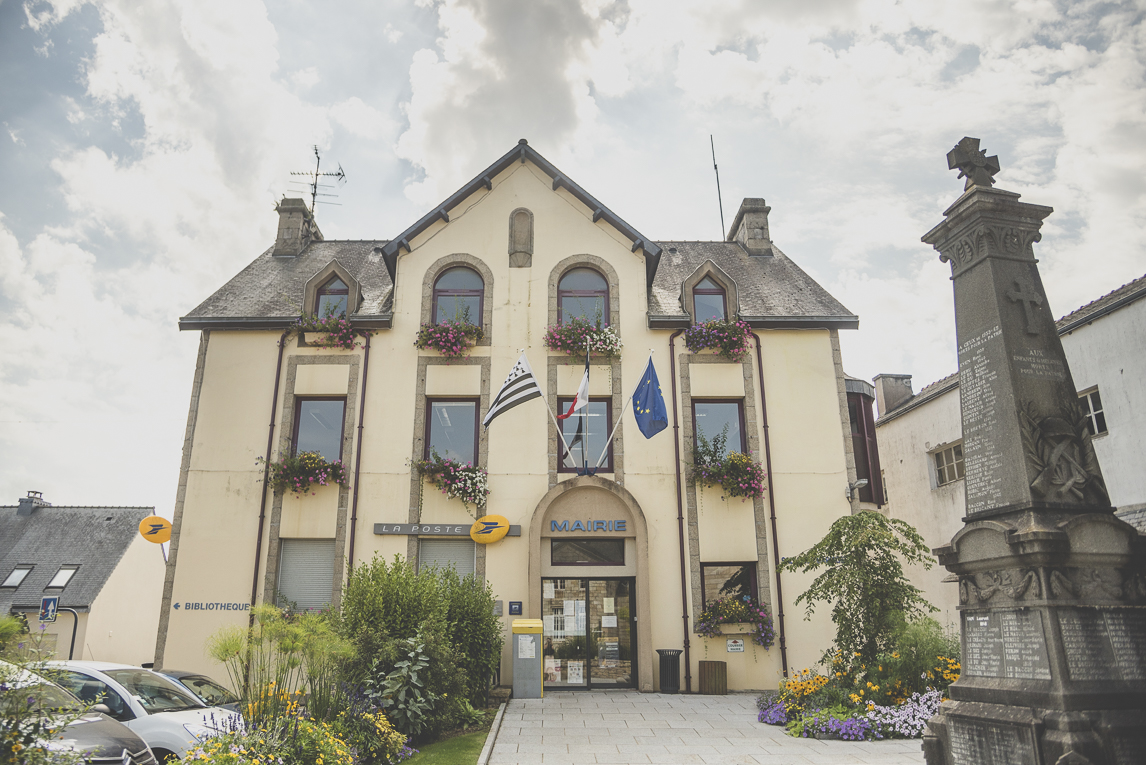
[949,719,1036,765]
[958,325,1006,514]
[964,610,1051,680]
[1058,608,1146,682]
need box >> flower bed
[413,451,490,513]
[261,452,349,495]
[684,318,752,362]
[696,596,774,648]
[692,428,767,500]
[415,320,484,359]
[297,312,361,350]
[543,317,622,359]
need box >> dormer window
[315,277,349,318]
[46,566,78,589]
[693,277,726,322]
[2,566,32,588]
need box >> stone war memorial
[920,138,1146,764]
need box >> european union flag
[632,358,668,438]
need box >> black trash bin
[657,649,682,693]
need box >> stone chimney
[17,490,49,516]
[273,198,323,257]
[727,198,773,256]
[872,374,913,417]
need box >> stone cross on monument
[920,138,1145,765]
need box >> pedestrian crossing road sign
[40,596,59,623]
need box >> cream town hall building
[155,140,877,692]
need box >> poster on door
[567,660,584,684]
[545,658,561,682]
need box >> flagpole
[593,350,653,469]
[525,349,579,467]
[582,343,590,475]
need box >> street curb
[476,701,507,765]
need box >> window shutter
[418,539,476,577]
[278,539,335,612]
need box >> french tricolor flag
[556,350,590,420]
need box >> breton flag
[483,353,543,428]
[632,357,668,438]
[556,350,590,420]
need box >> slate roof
[0,504,153,613]
[1056,272,1146,334]
[650,242,856,329]
[180,241,391,330]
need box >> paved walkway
[489,691,925,765]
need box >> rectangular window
[418,538,476,577]
[934,443,965,487]
[1079,389,1107,436]
[551,539,625,566]
[558,398,612,472]
[277,539,335,612]
[700,562,757,605]
[293,398,346,461]
[46,566,78,589]
[425,398,479,465]
[2,566,32,588]
[692,400,745,456]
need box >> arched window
[432,267,484,325]
[315,276,348,317]
[558,268,609,325]
[693,276,726,322]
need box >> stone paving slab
[488,691,925,765]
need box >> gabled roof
[649,241,857,329]
[0,504,153,613]
[1056,272,1146,334]
[381,139,663,289]
[180,240,392,331]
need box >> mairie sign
[470,515,510,544]
[551,519,627,532]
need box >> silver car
[49,661,240,761]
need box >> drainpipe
[753,332,788,678]
[668,329,692,693]
[250,330,291,612]
[347,331,372,570]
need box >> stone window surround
[678,351,773,629]
[263,354,360,613]
[547,355,623,489]
[303,260,361,317]
[420,254,494,346]
[406,355,492,578]
[548,254,621,329]
[680,260,739,324]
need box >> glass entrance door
[542,577,635,689]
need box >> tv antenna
[289,146,347,212]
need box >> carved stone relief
[1019,400,1108,505]
[959,568,1041,604]
[508,207,533,268]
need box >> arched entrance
[528,476,653,691]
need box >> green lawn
[404,729,489,765]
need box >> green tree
[779,511,936,661]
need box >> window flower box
[415,320,484,359]
[296,312,361,350]
[413,451,489,516]
[543,317,622,359]
[684,318,752,362]
[259,451,349,495]
[696,595,774,648]
[692,429,767,501]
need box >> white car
[49,661,240,761]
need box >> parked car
[154,669,240,712]
[0,661,158,764]
[48,661,240,761]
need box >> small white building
[873,273,1146,621]
[0,491,165,664]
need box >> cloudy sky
[2,0,1143,510]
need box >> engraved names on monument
[948,719,1036,765]
[964,610,1051,680]
[958,324,1005,514]
[1058,608,1146,683]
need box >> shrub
[684,318,752,362]
[692,427,767,500]
[695,596,774,648]
[778,511,936,661]
[186,716,356,765]
[415,320,483,359]
[439,567,503,706]
[260,451,349,496]
[367,636,437,738]
[330,704,414,765]
[543,317,622,359]
[412,451,489,513]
